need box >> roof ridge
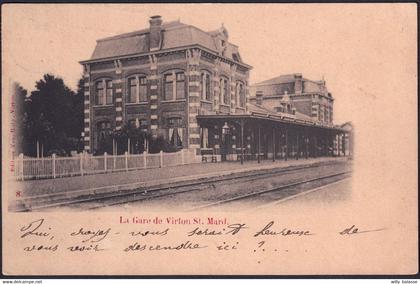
[87,19,249,65]
[97,20,187,42]
[253,74,296,85]
[249,102,277,114]
[253,73,326,86]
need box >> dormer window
[219,38,227,56]
[232,53,241,62]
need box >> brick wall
[84,49,250,153]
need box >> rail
[189,171,351,210]
[11,161,351,212]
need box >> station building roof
[198,102,346,133]
[251,73,330,96]
[84,18,246,66]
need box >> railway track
[187,171,351,211]
[11,160,351,212]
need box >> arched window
[164,71,185,101]
[220,77,229,105]
[201,71,211,101]
[128,78,136,103]
[95,81,104,105]
[127,76,147,103]
[164,73,173,101]
[236,81,245,108]
[95,79,113,105]
[105,80,113,105]
[176,72,185,99]
[231,88,236,108]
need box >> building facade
[81,16,348,161]
[249,73,334,125]
[80,16,251,154]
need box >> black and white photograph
[7,7,354,212]
[2,3,417,276]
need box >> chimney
[319,80,326,94]
[149,15,163,51]
[294,73,302,95]
[256,90,263,105]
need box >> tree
[72,78,85,139]
[110,124,151,155]
[21,74,84,156]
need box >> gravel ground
[14,157,348,197]
[89,161,352,212]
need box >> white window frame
[95,79,113,106]
[163,70,186,102]
[167,117,184,147]
[127,75,147,104]
[236,81,245,109]
[201,71,211,102]
[219,77,229,106]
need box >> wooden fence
[14,149,201,180]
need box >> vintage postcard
[2,3,417,276]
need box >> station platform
[13,157,351,200]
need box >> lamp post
[222,122,230,161]
[222,122,230,135]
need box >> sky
[3,3,417,125]
[2,5,418,273]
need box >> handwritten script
[18,217,386,257]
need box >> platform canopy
[197,112,348,133]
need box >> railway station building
[80,16,348,162]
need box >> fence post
[19,153,24,181]
[160,150,163,168]
[143,151,147,169]
[52,154,56,179]
[125,151,128,171]
[80,153,84,176]
[181,149,185,165]
[114,153,116,170]
[104,152,107,172]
